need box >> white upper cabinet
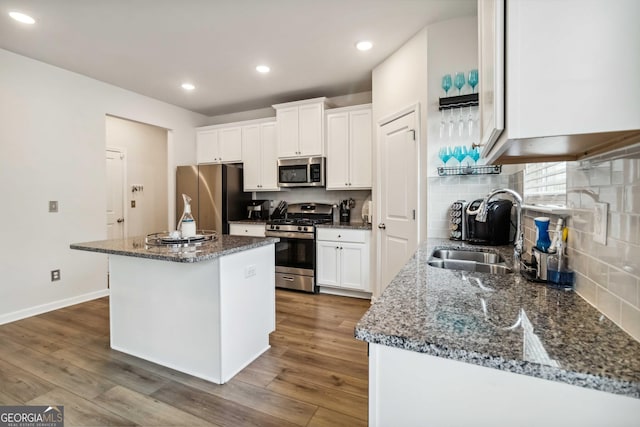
[242,121,279,191]
[326,105,372,190]
[273,97,327,158]
[196,125,242,164]
[480,0,640,164]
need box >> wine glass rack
[439,93,479,110]
[437,164,502,176]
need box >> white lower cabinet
[316,228,370,292]
[229,223,266,237]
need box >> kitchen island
[356,239,640,426]
[71,234,278,384]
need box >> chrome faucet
[467,188,524,272]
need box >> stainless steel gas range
[265,203,333,293]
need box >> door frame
[106,146,128,239]
[374,103,422,298]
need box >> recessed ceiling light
[356,40,373,51]
[181,83,195,91]
[256,65,270,74]
[9,11,36,24]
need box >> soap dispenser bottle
[546,229,574,290]
[177,194,197,238]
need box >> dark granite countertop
[355,239,640,399]
[70,235,279,263]
[316,221,372,230]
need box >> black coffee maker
[466,199,513,245]
[246,200,270,220]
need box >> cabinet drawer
[229,223,266,237]
[317,228,367,243]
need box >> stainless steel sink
[430,249,505,264]
[428,248,513,275]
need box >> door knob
[117,218,125,223]
[378,223,386,229]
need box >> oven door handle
[265,231,315,239]
[281,276,295,281]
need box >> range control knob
[275,225,280,230]
[297,226,302,231]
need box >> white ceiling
[0,0,477,116]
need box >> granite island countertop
[71,235,279,263]
[355,238,640,398]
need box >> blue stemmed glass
[452,146,466,166]
[469,146,481,164]
[468,69,479,93]
[438,147,452,165]
[442,74,452,97]
[454,72,465,95]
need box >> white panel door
[241,125,261,191]
[316,242,340,287]
[218,126,242,163]
[379,112,418,293]
[349,108,372,189]
[326,111,349,189]
[276,106,299,157]
[106,148,125,240]
[196,129,219,164]
[259,122,279,190]
[298,102,323,156]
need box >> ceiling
[0,0,477,116]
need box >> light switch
[49,201,58,213]
[131,200,136,208]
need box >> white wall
[0,49,207,324]
[372,28,429,296]
[204,91,373,125]
[105,116,169,237]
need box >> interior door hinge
[413,209,416,220]
[409,129,416,141]
[120,153,125,160]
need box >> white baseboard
[0,289,110,325]
[318,286,372,299]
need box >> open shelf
[439,93,479,110]
[437,164,501,176]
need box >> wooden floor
[0,290,371,426]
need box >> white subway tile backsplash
[624,185,640,213]
[621,302,640,341]
[575,273,597,305]
[608,268,640,308]
[596,286,622,324]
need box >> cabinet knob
[338,234,341,238]
[345,183,348,186]
[336,246,339,249]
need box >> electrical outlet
[51,269,61,281]
[49,201,58,212]
[593,202,608,245]
[245,265,256,278]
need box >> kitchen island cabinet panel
[72,237,277,384]
[369,343,640,427]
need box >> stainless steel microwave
[277,157,325,187]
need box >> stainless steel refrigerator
[176,164,251,234]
